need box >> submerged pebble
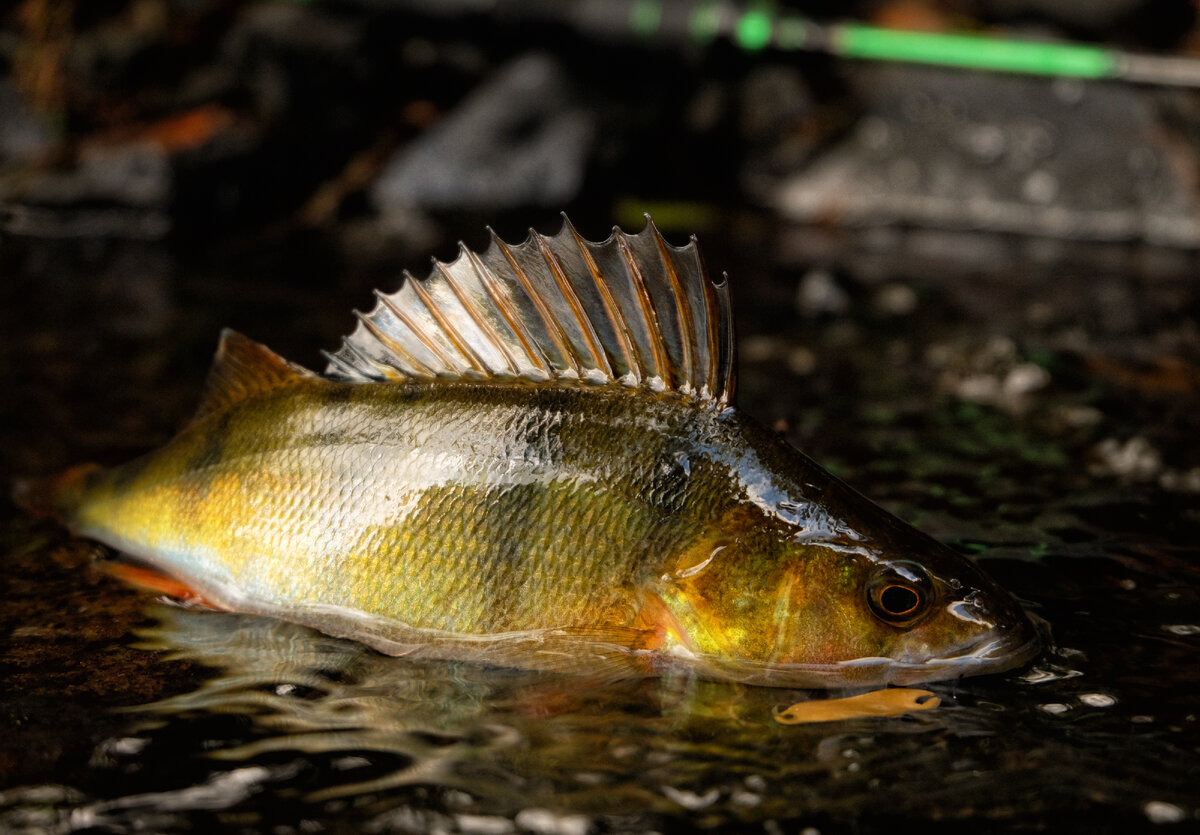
[1164,624,1200,636]
[1089,437,1163,481]
[1143,801,1187,824]
[513,809,589,835]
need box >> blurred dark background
[4,0,1200,251]
[4,0,1200,481]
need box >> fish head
[648,496,1041,688]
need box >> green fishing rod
[319,0,1200,87]
[609,0,1200,87]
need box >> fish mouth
[882,620,1043,687]
[671,613,1044,689]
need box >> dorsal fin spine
[713,271,735,405]
[407,271,488,375]
[615,228,672,384]
[322,348,360,379]
[339,334,401,380]
[436,254,521,376]
[465,245,554,378]
[533,231,613,379]
[355,307,432,378]
[701,264,720,401]
[492,231,582,378]
[564,218,642,383]
[379,283,468,376]
[649,217,698,392]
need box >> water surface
[2,223,1198,832]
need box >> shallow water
[2,221,1199,832]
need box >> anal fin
[104,562,221,609]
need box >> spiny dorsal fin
[324,215,737,407]
[192,329,316,423]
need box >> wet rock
[1143,800,1187,824]
[371,53,596,212]
[21,142,171,207]
[1158,467,1200,493]
[1089,436,1163,481]
[767,65,1200,246]
[512,808,590,835]
[934,336,1051,413]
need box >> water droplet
[514,808,590,835]
[661,785,720,810]
[1020,665,1084,684]
[1079,693,1116,708]
[1040,703,1070,715]
[455,814,516,835]
[1144,801,1187,824]
[444,789,474,809]
[109,737,148,755]
[1165,624,1200,636]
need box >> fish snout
[945,586,1041,668]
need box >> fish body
[27,218,1039,687]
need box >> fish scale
[126,381,691,635]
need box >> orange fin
[774,688,940,724]
[104,562,221,609]
[190,330,316,424]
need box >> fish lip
[670,611,1044,689]
[883,610,1044,685]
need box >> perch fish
[21,217,1039,687]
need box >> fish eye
[867,563,932,626]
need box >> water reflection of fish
[19,217,1038,687]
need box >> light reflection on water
[0,596,1168,833]
[95,602,990,830]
